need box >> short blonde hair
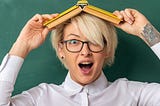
[51,12,117,67]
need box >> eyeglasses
[61,39,106,53]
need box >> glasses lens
[88,42,104,52]
[66,40,82,52]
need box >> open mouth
[78,62,93,74]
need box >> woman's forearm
[141,23,160,47]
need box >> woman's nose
[80,43,92,56]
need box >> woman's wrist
[9,41,30,58]
[140,23,160,47]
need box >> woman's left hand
[113,8,149,38]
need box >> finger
[120,10,133,24]
[113,10,124,20]
[124,8,135,21]
[32,14,43,23]
[42,27,50,39]
[51,13,59,17]
[42,14,59,24]
[42,14,58,20]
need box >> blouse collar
[62,71,109,96]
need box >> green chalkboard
[0,0,160,95]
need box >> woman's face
[58,23,108,85]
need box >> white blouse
[0,42,160,106]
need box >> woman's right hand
[9,14,58,58]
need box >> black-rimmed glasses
[61,39,106,53]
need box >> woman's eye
[68,40,79,44]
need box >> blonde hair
[51,12,117,67]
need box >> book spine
[83,5,121,24]
[43,5,79,27]
[46,7,82,29]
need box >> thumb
[42,27,50,40]
[113,10,124,28]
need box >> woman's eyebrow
[67,33,80,38]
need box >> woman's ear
[105,52,112,59]
[58,43,64,58]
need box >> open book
[43,0,122,29]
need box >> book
[44,5,82,29]
[83,5,121,25]
[43,0,122,29]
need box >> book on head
[43,0,122,29]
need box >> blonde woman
[0,9,160,106]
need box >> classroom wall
[0,0,160,95]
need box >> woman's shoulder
[109,78,148,88]
[21,83,64,98]
[109,78,160,95]
[36,82,64,92]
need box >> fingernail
[129,20,133,24]
[118,15,123,19]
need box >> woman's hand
[114,8,160,46]
[113,8,150,40]
[9,14,58,58]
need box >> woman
[0,9,160,106]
